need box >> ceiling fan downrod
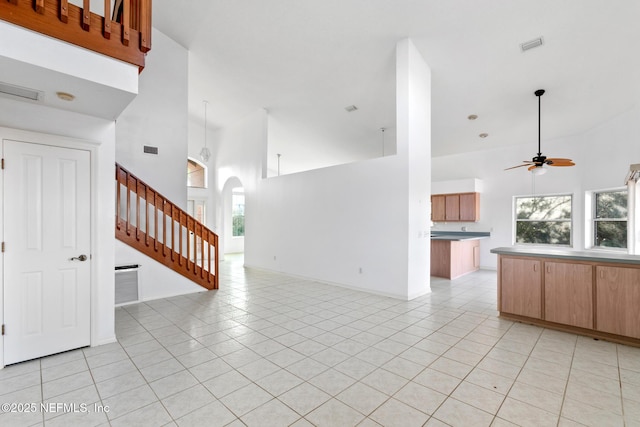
[535,89,545,158]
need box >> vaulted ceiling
[153,0,640,173]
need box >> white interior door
[3,139,91,365]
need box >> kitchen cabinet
[544,261,593,329]
[499,256,542,319]
[492,247,640,346]
[431,192,479,222]
[596,266,640,339]
[431,238,481,280]
[431,195,446,221]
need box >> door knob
[70,254,88,262]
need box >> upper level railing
[116,163,219,290]
[0,0,151,69]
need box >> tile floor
[1,254,640,426]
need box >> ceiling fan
[505,89,575,175]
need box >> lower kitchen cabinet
[494,250,640,346]
[596,266,640,339]
[499,257,542,319]
[544,262,593,329]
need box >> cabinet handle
[533,264,537,272]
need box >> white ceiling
[153,0,640,171]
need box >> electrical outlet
[359,267,363,274]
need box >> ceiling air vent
[520,37,544,52]
[0,82,43,102]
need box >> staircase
[115,163,218,290]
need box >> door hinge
[1,242,4,252]
[1,325,4,336]
[1,158,4,169]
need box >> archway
[221,176,245,255]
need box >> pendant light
[200,100,211,162]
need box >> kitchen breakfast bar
[491,246,640,347]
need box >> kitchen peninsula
[431,231,490,279]
[492,246,640,346]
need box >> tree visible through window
[515,195,572,245]
[594,190,627,248]
[232,189,245,237]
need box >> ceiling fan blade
[545,157,573,163]
[505,164,533,170]
[547,161,575,167]
[527,165,539,171]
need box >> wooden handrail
[0,0,151,69]
[115,163,219,290]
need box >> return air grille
[0,82,43,101]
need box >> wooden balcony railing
[0,0,151,69]
[116,163,219,290]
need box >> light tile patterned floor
[1,254,640,426]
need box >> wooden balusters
[0,0,151,69]
[139,0,151,52]
[81,0,90,30]
[121,0,130,46]
[60,0,69,23]
[114,163,218,290]
[103,0,111,38]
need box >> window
[232,189,245,237]
[187,159,206,188]
[593,189,627,249]
[515,194,572,245]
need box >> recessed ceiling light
[56,91,75,101]
[479,133,488,138]
[344,105,358,112]
[468,114,478,120]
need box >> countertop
[430,231,490,241]
[490,246,640,265]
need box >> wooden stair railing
[0,0,151,69]
[115,163,219,290]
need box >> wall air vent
[0,82,43,102]
[520,37,544,52]
[143,145,159,155]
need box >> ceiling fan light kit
[505,89,576,174]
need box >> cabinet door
[445,194,460,221]
[596,266,640,339]
[500,257,542,319]
[459,193,479,222]
[544,262,593,329]
[431,195,446,221]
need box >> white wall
[116,28,189,209]
[235,39,431,300]
[432,105,640,269]
[114,241,203,301]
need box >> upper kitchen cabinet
[431,192,480,222]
